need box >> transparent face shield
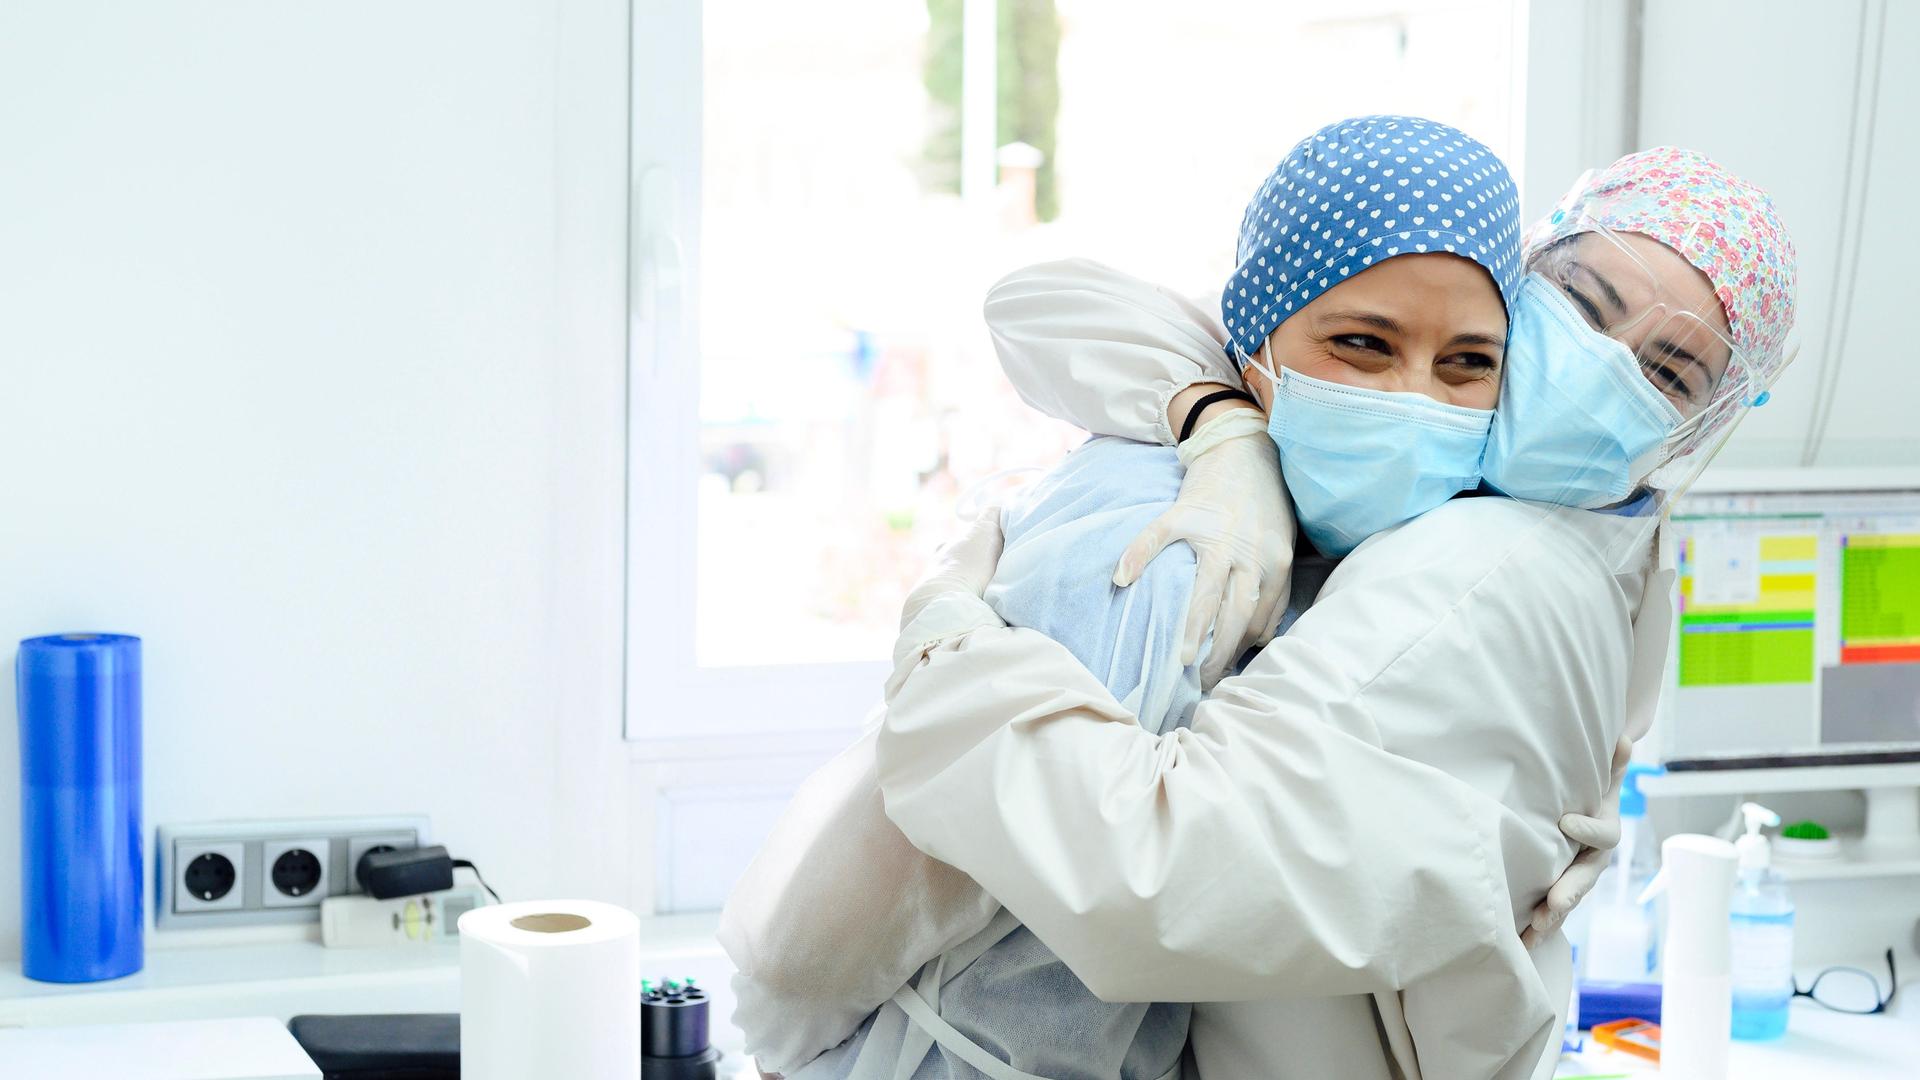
[1528,220,1797,572]
[1529,222,1760,419]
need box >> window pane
[697,0,1519,668]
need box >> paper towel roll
[459,899,640,1080]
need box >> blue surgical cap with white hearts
[1221,115,1522,365]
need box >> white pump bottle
[1638,833,1738,1079]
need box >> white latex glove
[1115,412,1294,688]
[901,508,1005,630]
[1524,734,1632,949]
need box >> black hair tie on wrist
[1177,388,1261,444]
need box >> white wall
[1518,0,1638,225]
[0,0,633,958]
[1526,1,1920,470]
[1564,0,1920,470]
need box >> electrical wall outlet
[261,838,330,907]
[157,815,429,930]
[173,841,246,912]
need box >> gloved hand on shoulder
[1525,734,1634,949]
[1115,408,1294,688]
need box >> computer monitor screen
[1668,473,1920,758]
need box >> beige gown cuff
[986,258,1243,445]
[886,591,1005,701]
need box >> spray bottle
[1638,834,1738,1079]
[1730,802,1794,1040]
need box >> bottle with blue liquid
[1730,802,1793,1040]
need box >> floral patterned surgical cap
[1527,146,1798,383]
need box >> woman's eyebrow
[1571,262,1629,316]
[1319,310,1401,333]
[1646,337,1723,398]
[1447,331,1505,350]
[1323,310,1502,350]
[1648,336,1706,374]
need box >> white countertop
[0,919,754,1075]
[0,939,461,1027]
[0,1017,321,1080]
[9,918,1905,1076]
[1559,987,1920,1078]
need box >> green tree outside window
[922,0,1061,221]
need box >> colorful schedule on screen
[1667,483,1920,760]
[1840,533,1920,664]
[1678,534,1817,686]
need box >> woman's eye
[1443,352,1498,372]
[1559,283,1605,329]
[1648,362,1699,404]
[1332,334,1389,353]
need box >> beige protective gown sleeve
[879,495,1649,1079]
[985,259,1243,445]
[718,594,1014,1076]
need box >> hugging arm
[991,258,1294,675]
[986,258,1244,446]
[879,503,1634,1078]
[987,258,1629,933]
[717,516,1009,1076]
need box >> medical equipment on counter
[1581,764,1662,983]
[319,885,488,947]
[1576,980,1663,1030]
[287,1014,457,1079]
[458,899,639,1080]
[16,632,143,984]
[1774,818,1840,859]
[1564,945,1582,1052]
[1730,802,1795,1040]
[1589,1018,1662,1062]
[643,978,725,1079]
[1637,833,1738,1079]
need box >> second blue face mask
[1482,274,1684,509]
[1253,357,1494,557]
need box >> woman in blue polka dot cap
[1221,114,1522,362]
[1220,115,1524,556]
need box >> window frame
[625,0,886,750]
[623,0,1632,912]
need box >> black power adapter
[358,845,454,898]
[357,845,501,904]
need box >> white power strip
[319,885,489,948]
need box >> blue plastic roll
[16,633,143,983]
[1578,979,1663,1030]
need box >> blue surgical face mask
[1250,351,1494,557]
[1482,274,1684,509]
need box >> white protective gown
[872,259,1677,1080]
